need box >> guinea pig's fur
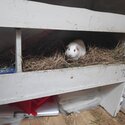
[65,39,86,60]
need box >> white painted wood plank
[0,0,125,32]
[121,85,125,113]
[100,83,125,116]
[0,64,125,105]
[15,29,22,72]
[121,98,125,113]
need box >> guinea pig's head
[65,44,79,59]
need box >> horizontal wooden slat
[0,64,125,105]
[0,1,125,32]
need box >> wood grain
[20,107,125,125]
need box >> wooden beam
[0,1,125,32]
[100,83,125,116]
[0,64,125,105]
[15,29,22,72]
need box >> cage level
[0,29,125,117]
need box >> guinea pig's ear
[67,46,70,50]
[76,47,79,51]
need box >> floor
[20,107,125,125]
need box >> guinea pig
[65,39,86,60]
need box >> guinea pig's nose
[68,54,72,58]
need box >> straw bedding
[23,43,125,72]
[0,43,124,71]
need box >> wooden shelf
[0,0,125,32]
[0,64,125,105]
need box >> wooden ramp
[20,107,125,125]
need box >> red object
[10,97,50,116]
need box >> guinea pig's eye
[68,48,70,50]
[74,49,76,52]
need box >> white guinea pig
[65,39,86,60]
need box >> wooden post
[15,28,22,72]
[100,83,125,116]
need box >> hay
[23,53,69,71]
[0,43,124,71]
[23,43,125,72]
